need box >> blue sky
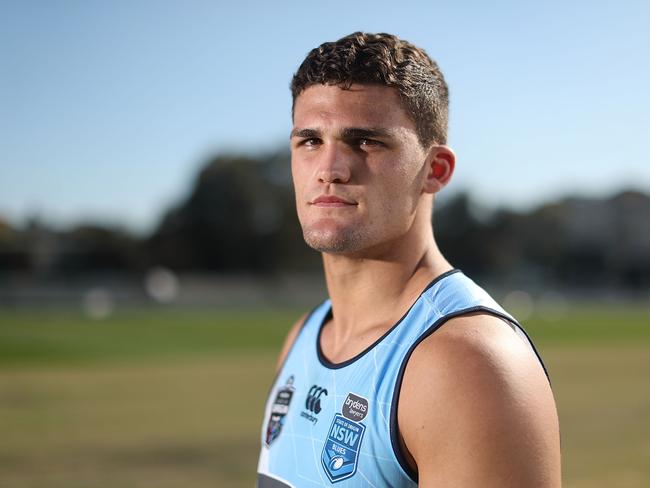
[2,0,648,234]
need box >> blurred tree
[2,147,647,290]
[434,192,491,277]
[0,217,29,272]
[55,225,143,275]
[146,150,319,272]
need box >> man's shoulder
[397,312,560,486]
[407,311,541,378]
[275,312,310,370]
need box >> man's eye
[358,138,380,147]
[302,138,321,147]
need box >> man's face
[291,84,429,256]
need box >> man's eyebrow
[290,127,396,139]
[290,128,320,138]
[340,127,394,139]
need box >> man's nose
[316,143,352,184]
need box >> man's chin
[302,229,364,255]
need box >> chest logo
[301,384,328,425]
[264,376,295,447]
[321,392,368,483]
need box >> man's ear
[423,145,455,194]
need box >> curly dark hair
[291,32,449,147]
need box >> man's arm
[275,313,308,371]
[398,312,561,487]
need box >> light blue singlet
[257,269,548,487]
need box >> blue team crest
[321,393,368,483]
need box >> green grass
[1,303,647,367]
[0,355,276,488]
[523,304,650,345]
[0,307,301,366]
[0,304,649,487]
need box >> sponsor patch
[264,376,295,447]
[321,393,368,483]
[342,393,368,422]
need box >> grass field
[1,304,649,487]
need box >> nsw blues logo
[321,393,368,483]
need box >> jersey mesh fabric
[257,269,547,487]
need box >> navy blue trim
[389,305,551,483]
[504,316,550,382]
[316,269,461,370]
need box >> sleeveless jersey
[257,269,548,487]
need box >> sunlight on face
[291,84,429,256]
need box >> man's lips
[310,195,357,207]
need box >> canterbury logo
[305,385,328,414]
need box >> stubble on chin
[302,226,365,254]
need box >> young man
[257,32,561,487]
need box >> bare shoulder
[398,312,561,487]
[275,312,309,371]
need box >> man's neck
[321,222,452,342]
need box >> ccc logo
[305,385,328,414]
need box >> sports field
[1,304,649,487]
